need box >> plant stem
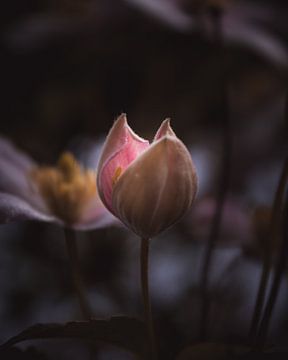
[255,159,288,348]
[248,247,271,345]
[64,227,93,320]
[199,7,231,341]
[249,159,288,345]
[140,237,157,360]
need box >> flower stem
[140,237,157,360]
[64,227,93,320]
[249,159,288,345]
[199,7,231,341]
[255,159,288,349]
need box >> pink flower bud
[97,114,198,238]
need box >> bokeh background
[0,0,288,359]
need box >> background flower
[0,136,115,230]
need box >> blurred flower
[97,114,198,238]
[124,0,195,30]
[0,137,115,230]
[5,1,288,66]
[125,0,288,66]
[189,196,252,246]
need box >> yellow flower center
[31,152,96,224]
[112,166,123,187]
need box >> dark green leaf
[0,316,146,358]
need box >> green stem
[141,237,157,360]
[64,227,93,320]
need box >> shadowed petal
[97,114,149,212]
[75,196,119,230]
[73,211,118,231]
[66,136,105,169]
[0,193,59,225]
[0,156,47,212]
[224,21,288,66]
[112,135,198,238]
[0,137,48,211]
[125,0,195,31]
[0,136,35,171]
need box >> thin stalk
[64,227,93,320]
[199,7,231,341]
[248,248,271,344]
[249,159,288,345]
[140,237,157,360]
[255,159,288,348]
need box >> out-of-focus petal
[0,152,48,213]
[73,212,118,231]
[66,136,105,169]
[0,136,35,171]
[190,197,252,247]
[0,193,59,225]
[224,20,288,66]
[5,15,72,50]
[75,196,119,230]
[125,0,195,31]
[97,114,149,212]
[112,135,198,238]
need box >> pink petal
[73,211,118,231]
[0,136,48,211]
[154,118,176,141]
[0,192,58,224]
[74,196,119,230]
[97,114,149,212]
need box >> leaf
[0,316,147,358]
[176,343,249,360]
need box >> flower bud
[97,114,198,238]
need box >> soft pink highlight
[98,118,149,212]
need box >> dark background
[0,1,288,359]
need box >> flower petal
[73,211,118,231]
[112,135,198,238]
[154,118,176,141]
[0,136,49,211]
[124,0,194,31]
[0,136,37,170]
[0,192,58,225]
[97,114,149,212]
[66,136,105,169]
[75,196,119,230]
[0,155,48,212]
